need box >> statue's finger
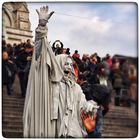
[50,11,55,15]
[46,5,48,8]
[36,9,39,15]
[43,6,45,11]
[46,5,48,12]
[40,7,43,12]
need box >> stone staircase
[2,75,24,138]
[2,76,138,138]
[102,105,138,138]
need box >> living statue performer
[23,6,99,138]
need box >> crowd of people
[2,39,33,97]
[2,37,137,137]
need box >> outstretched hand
[81,110,96,133]
[36,6,54,26]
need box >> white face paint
[63,57,74,74]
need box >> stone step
[2,100,24,105]
[103,120,137,127]
[109,107,135,113]
[2,93,24,97]
[3,118,22,124]
[105,116,137,122]
[102,131,137,137]
[106,112,136,118]
[2,95,25,102]
[2,129,23,138]
[102,130,137,136]
[103,124,137,131]
[2,104,24,109]
[105,111,137,118]
[2,110,23,115]
[107,111,135,117]
[104,114,136,120]
[2,101,24,106]
[2,125,23,131]
[2,106,24,111]
[109,109,134,113]
[3,120,22,126]
[2,113,22,119]
[102,132,137,138]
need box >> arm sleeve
[34,25,48,60]
[77,85,88,136]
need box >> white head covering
[55,54,72,70]
[55,54,77,82]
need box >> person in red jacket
[72,50,80,59]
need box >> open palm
[36,6,54,25]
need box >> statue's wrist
[39,19,48,26]
[37,24,47,30]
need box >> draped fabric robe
[23,25,63,138]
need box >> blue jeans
[87,107,103,138]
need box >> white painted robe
[23,25,63,138]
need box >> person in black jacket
[2,51,17,95]
[16,44,32,97]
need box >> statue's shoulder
[74,82,82,90]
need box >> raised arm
[35,6,54,40]
[35,6,54,60]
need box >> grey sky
[27,2,138,58]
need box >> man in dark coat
[2,51,17,95]
[16,44,33,97]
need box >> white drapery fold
[23,25,63,138]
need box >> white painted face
[63,57,74,73]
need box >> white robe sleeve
[76,84,99,136]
